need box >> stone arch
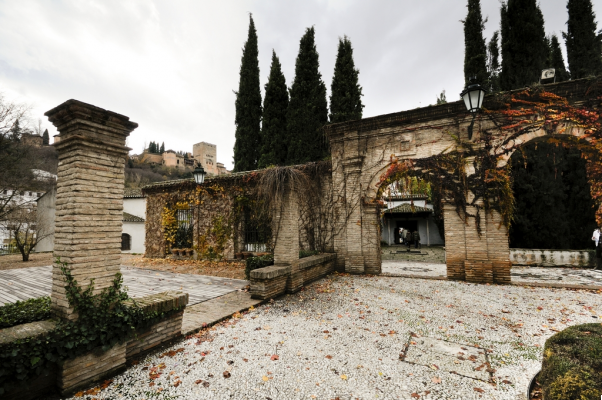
[324,78,601,283]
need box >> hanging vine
[376,80,602,234]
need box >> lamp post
[460,78,487,140]
[193,165,206,184]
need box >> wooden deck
[0,265,248,306]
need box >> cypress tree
[500,0,547,90]
[148,141,154,153]
[286,27,329,165]
[233,15,262,172]
[160,142,165,154]
[510,142,596,249]
[42,129,49,145]
[258,51,289,169]
[563,0,602,79]
[329,36,364,123]
[487,31,501,92]
[546,35,570,82]
[463,0,489,86]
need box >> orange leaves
[270,354,279,361]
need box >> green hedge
[540,323,602,400]
[0,297,51,329]
[245,254,274,279]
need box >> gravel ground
[65,273,602,400]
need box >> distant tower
[192,142,218,175]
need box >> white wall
[123,222,145,254]
[123,197,146,219]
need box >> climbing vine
[376,80,602,234]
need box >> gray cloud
[0,0,597,169]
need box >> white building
[35,188,147,254]
[380,193,444,246]
[122,189,146,254]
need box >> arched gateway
[324,78,602,284]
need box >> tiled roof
[124,188,145,198]
[384,204,432,214]
[123,212,144,222]
[383,194,429,201]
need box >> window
[244,206,271,252]
[121,233,131,251]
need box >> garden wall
[510,249,595,268]
[250,253,336,299]
[142,164,337,261]
[2,291,188,399]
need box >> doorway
[395,220,417,244]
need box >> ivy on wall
[0,260,183,395]
[376,81,602,235]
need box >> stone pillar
[272,188,302,293]
[486,209,511,284]
[362,203,382,275]
[443,202,466,280]
[45,100,138,320]
[463,198,493,284]
[342,157,365,274]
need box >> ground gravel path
[65,273,602,400]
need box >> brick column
[443,202,466,280]
[342,157,365,274]
[362,203,382,275]
[486,209,511,284]
[272,188,302,293]
[45,100,138,320]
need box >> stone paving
[61,272,602,400]
[0,265,248,306]
[382,260,602,288]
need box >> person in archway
[412,230,420,249]
[404,229,412,251]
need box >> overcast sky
[1,0,600,169]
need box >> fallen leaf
[411,393,420,398]
[223,371,231,378]
[340,374,348,380]
[325,355,333,359]
[502,379,512,384]
[474,388,484,393]
[270,354,279,361]
[195,380,203,384]
[432,377,442,384]
[262,376,269,382]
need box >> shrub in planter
[245,254,274,279]
[299,250,319,258]
[539,323,602,400]
[0,297,51,329]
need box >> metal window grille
[244,208,270,252]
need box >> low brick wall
[125,291,188,360]
[250,253,336,300]
[510,249,594,268]
[1,291,188,399]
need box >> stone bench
[2,291,188,399]
[250,253,337,300]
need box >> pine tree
[286,27,329,165]
[42,129,49,145]
[233,15,262,172]
[329,36,364,123]
[160,142,165,154]
[563,0,602,79]
[258,51,289,169]
[487,31,501,92]
[546,35,570,82]
[500,0,547,91]
[463,0,489,86]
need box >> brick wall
[250,253,336,300]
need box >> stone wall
[1,291,188,399]
[510,249,595,268]
[250,253,336,300]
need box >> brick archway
[324,79,600,283]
